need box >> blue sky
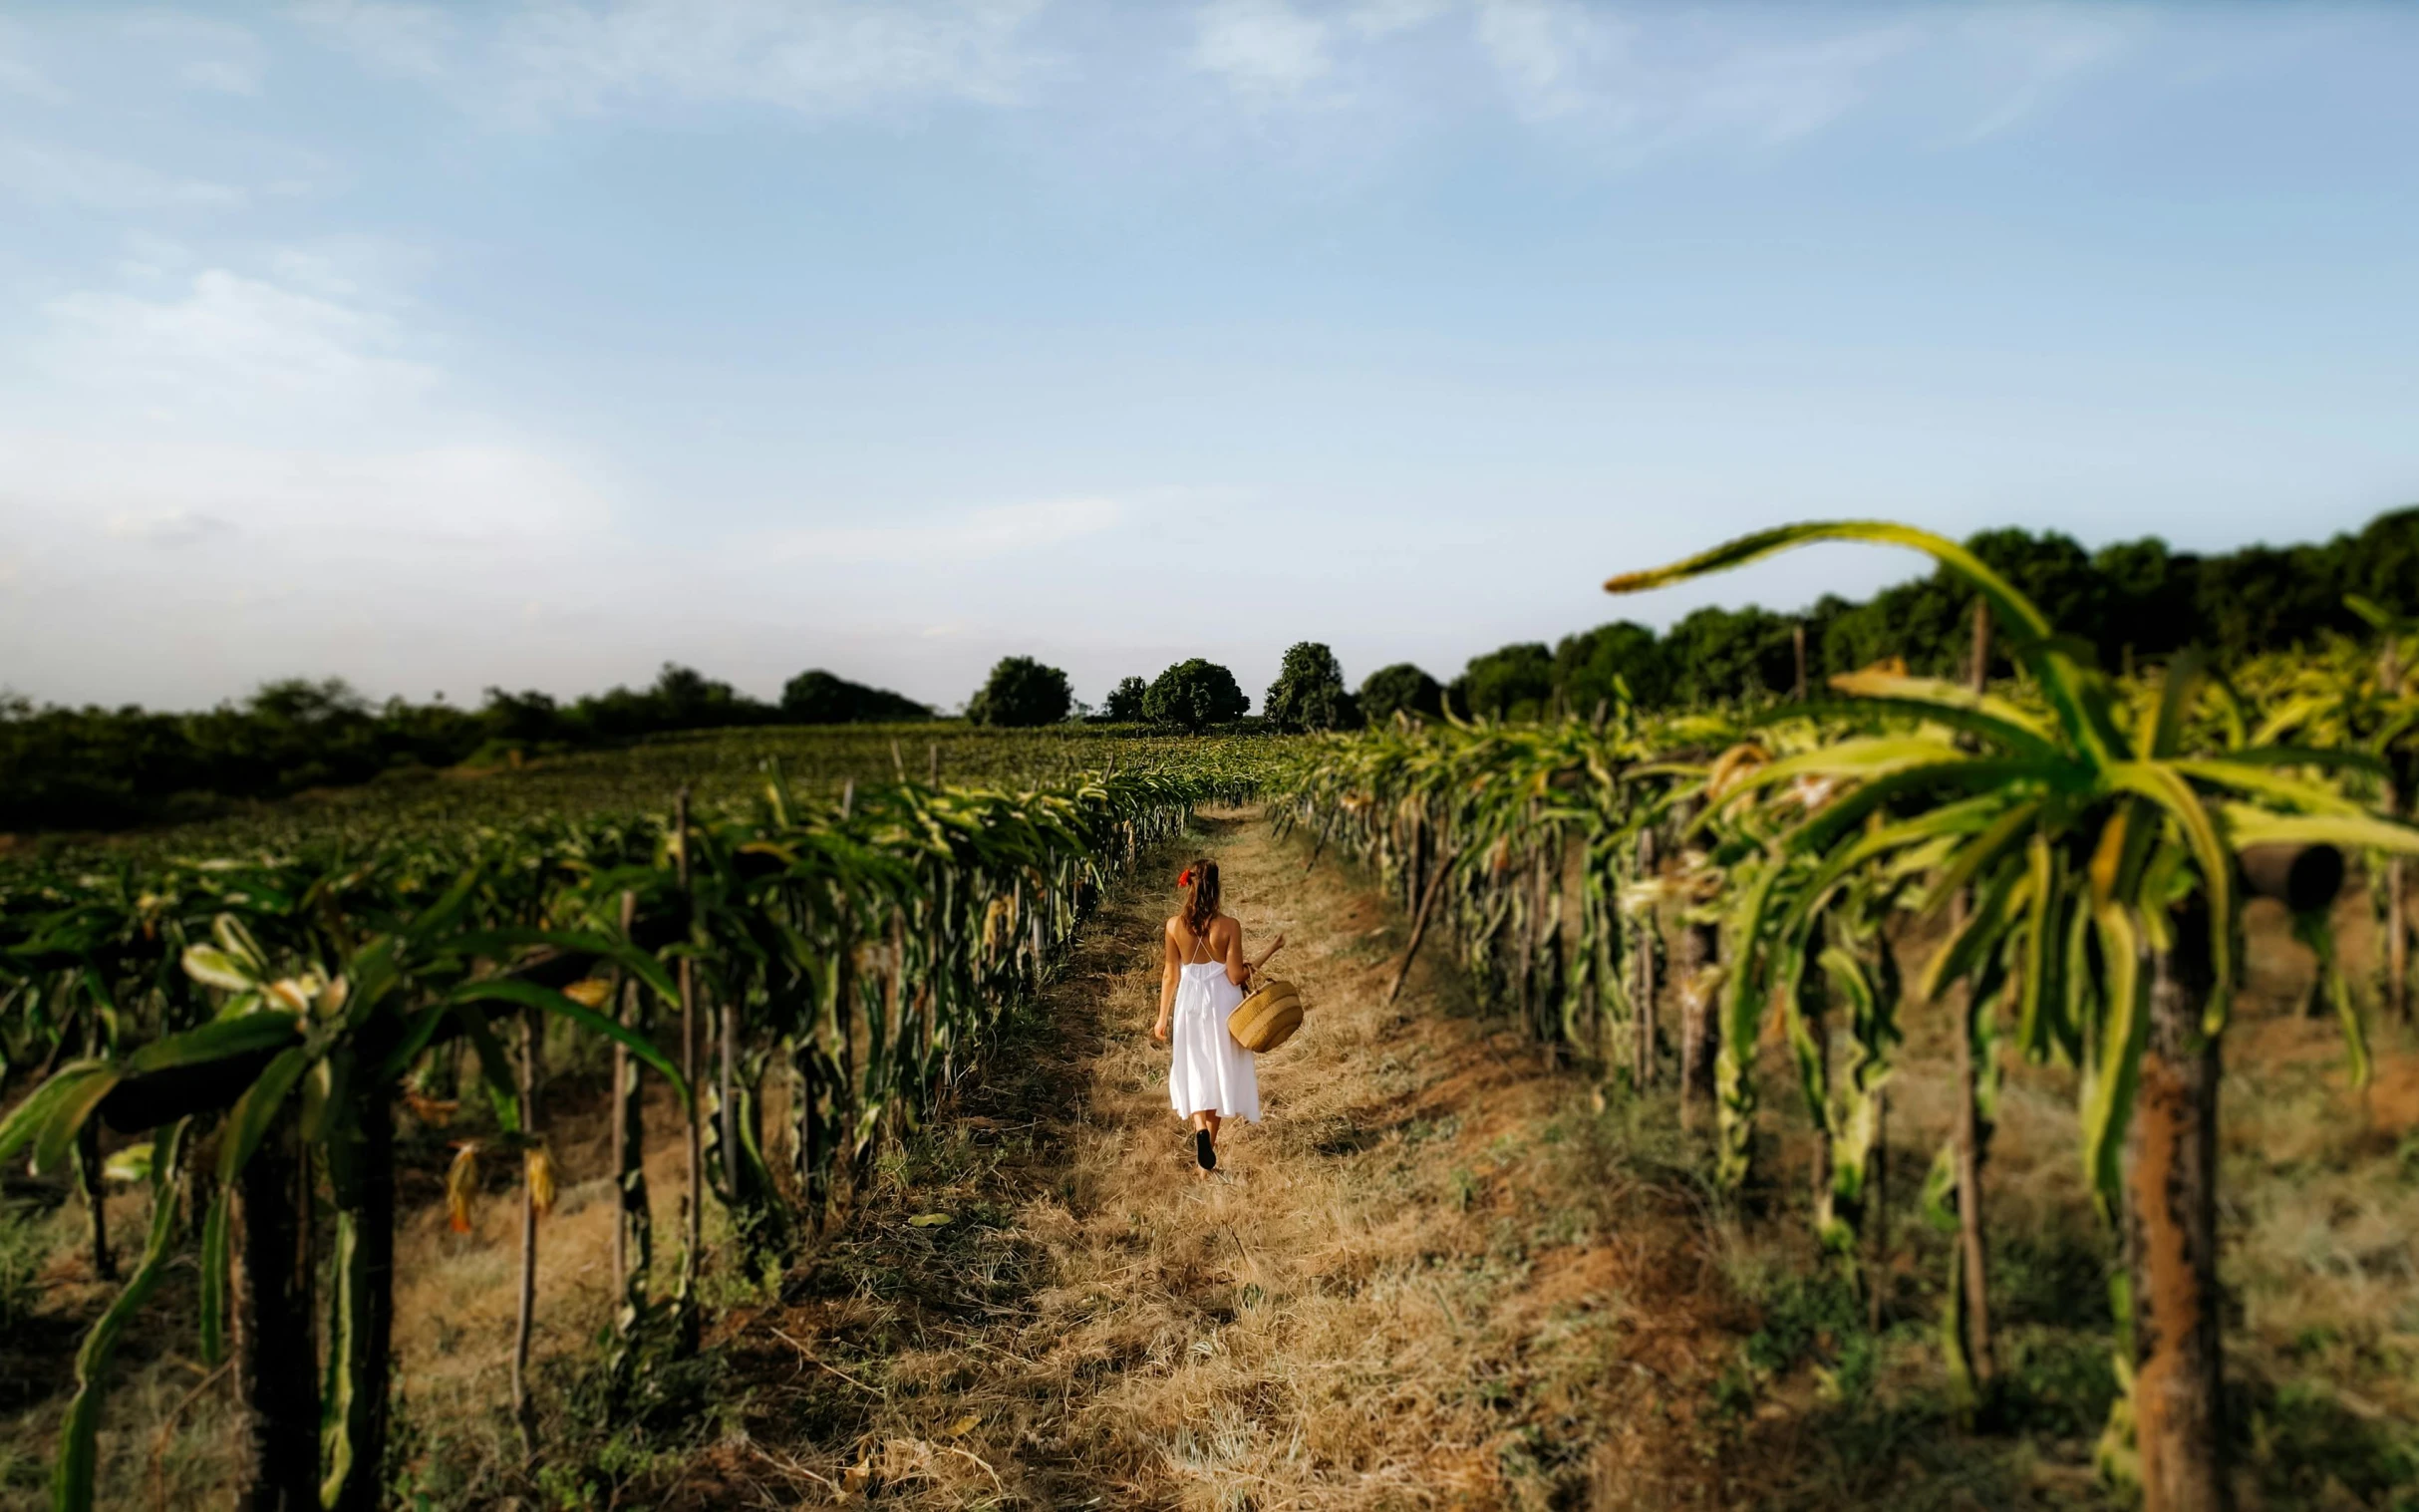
[3,2,2415,714]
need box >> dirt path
[683,805,1721,1510]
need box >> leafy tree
[966,657,1071,728]
[12,508,2419,834]
[1359,663,1442,726]
[779,670,930,724]
[579,665,777,739]
[648,664,755,728]
[1663,607,1796,707]
[1143,659,1248,732]
[1554,620,1667,713]
[1263,643,1357,732]
[2082,537,2199,672]
[1103,677,1149,722]
[247,678,369,727]
[1452,643,1554,721]
[481,688,565,747]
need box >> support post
[1950,598,1996,1396]
[610,889,650,1327]
[676,788,703,1347]
[1633,827,1659,1089]
[1387,847,1459,1007]
[511,1005,540,1455]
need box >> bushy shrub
[1143,660,1247,732]
[779,670,930,724]
[967,657,1072,728]
[1103,677,1149,722]
[1359,663,1442,726]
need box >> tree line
[965,645,1350,733]
[10,508,2412,832]
[1430,506,2419,721]
[0,665,929,832]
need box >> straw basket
[1227,978,1305,1054]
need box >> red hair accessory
[1179,867,1194,887]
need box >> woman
[1154,857,1282,1175]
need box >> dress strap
[1185,921,1214,965]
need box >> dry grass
[663,809,1753,1509]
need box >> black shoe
[1194,1129,1217,1172]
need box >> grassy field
[1,723,1243,863]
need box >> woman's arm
[1231,930,1287,987]
[1154,924,1178,1042]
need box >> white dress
[1169,932,1260,1122]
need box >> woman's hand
[1248,933,1288,973]
[1152,1013,1171,1043]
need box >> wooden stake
[676,788,703,1327]
[2384,640,2408,1021]
[1634,826,1658,1089]
[77,1120,114,1282]
[1951,599,1995,1391]
[1868,1082,1889,1333]
[1676,918,1719,1124]
[1387,847,1460,1007]
[511,1004,540,1455]
[610,889,649,1325]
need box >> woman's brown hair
[1180,857,1220,939]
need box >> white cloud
[1348,0,1451,41]
[1955,5,2138,141]
[103,508,238,546]
[493,0,1051,121]
[289,0,1056,121]
[1168,1,2129,151]
[36,266,438,429]
[0,249,1139,707]
[1462,4,2147,153]
[1468,1,1924,143]
[289,0,455,78]
[1194,0,1332,97]
[3,434,611,543]
[0,141,249,211]
[1661,24,1918,146]
[0,252,604,593]
[759,496,1123,564]
[0,23,64,102]
[262,0,2131,151]
[118,14,269,95]
[1472,0,1617,121]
